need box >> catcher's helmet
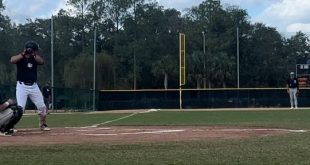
[24,41,40,51]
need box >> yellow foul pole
[179,33,186,110]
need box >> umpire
[42,81,51,112]
[287,72,299,109]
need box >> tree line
[0,0,309,90]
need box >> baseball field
[1,109,310,164]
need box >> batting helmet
[24,41,40,51]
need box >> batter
[10,41,50,131]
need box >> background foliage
[0,0,309,90]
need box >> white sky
[3,0,310,34]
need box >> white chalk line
[282,129,308,133]
[34,127,309,137]
[79,128,307,137]
[82,129,184,136]
[51,133,76,136]
[82,133,118,136]
[76,128,112,132]
[95,112,138,126]
[192,128,309,133]
[120,129,184,135]
[63,109,160,129]
[86,109,160,128]
[64,113,139,129]
[44,108,310,136]
[249,128,308,133]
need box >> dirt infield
[0,126,304,145]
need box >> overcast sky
[3,0,310,34]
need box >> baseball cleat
[40,124,51,131]
[10,129,17,133]
[0,130,15,136]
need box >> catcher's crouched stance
[0,99,23,136]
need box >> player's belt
[19,81,35,86]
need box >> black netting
[2,85,307,111]
[98,89,309,110]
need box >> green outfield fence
[1,85,310,111]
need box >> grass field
[2,109,310,164]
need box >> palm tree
[187,51,204,89]
[151,54,177,89]
[212,52,235,88]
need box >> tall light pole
[237,26,240,88]
[51,15,54,111]
[93,26,97,111]
[133,0,137,90]
[202,31,206,89]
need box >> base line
[64,109,160,129]
[91,112,138,127]
[88,109,160,128]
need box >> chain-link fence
[52,87,96,111]
[0,85,96,111]
[2,85,309,111]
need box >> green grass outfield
[2,109,310,164]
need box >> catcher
[0,95,23,136]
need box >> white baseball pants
[289,88,298,108]
[16,82,47,116]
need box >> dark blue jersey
[16,57,38,83]
[287,78,299,89]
